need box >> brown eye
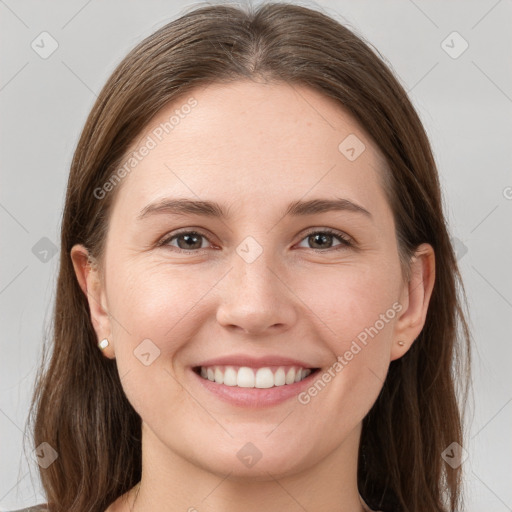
[158,228,353,254]
[160,231,210,251]
[297,229,352,251]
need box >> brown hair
[26,2,471,511]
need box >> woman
[22,2,471,511]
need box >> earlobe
[390,243,435,361]
[70,244,115,358]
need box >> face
[74,80,432,480]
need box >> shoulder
[7,505,49,512]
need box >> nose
[216,250,297,336]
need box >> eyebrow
[137,197,372,221]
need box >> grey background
[1,0,511,509]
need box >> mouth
[193,365,321,389]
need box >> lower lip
[190,367,320,408]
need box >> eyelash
[157,228,354,254]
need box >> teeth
[214,367,224,384]
[237,367,255,388]
[255,368,274,389]
[274,367,286,386]
[224,367,237,386]
[285,367,296,385]
[197,365,313,388]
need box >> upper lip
[194,354,319,369]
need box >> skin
[71,80,435,512]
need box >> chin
[192,442,313,481]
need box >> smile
[194,365,319,388]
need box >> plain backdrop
[1,0,511,510]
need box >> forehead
[111,80,389,218]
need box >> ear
[70,244,115,359]
[391,243,435,361]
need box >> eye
[158,230,211,252]
[296,228,353,251]
[157,228,353,253]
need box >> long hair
[26,2,471,511]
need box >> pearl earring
[397,340,406,346]
[98,338,109,350]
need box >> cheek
[294,262,400,346]
[105,263,201,415]
[108,259,210,341]
[296,268,400,430]
[106,259,228,408]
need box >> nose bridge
[216,234,295,333]
[238,243,274,290]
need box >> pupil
[310,233,331,248]
[180,234,200,249]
